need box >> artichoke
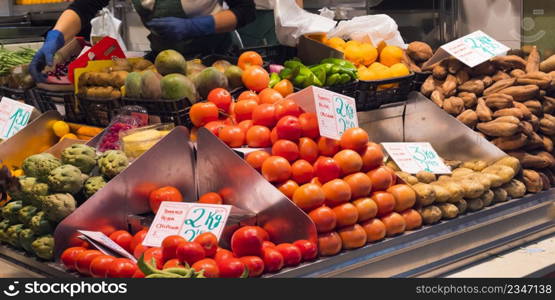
[6,224,24,248]
[7,177,37,204]
[47,165,84,194]
[1,200,23,223]
[19,228,36,253]
[98,150,129,179]
[31,234,54,260]
[22,153,62,182]
[29,211,53,235]
[30,183,49,206]
[83,176,106,198]
[40,193,76,222]
[61,144,97,173]
[0,219,12,242]
[17,205,38,225]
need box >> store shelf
[0,245,74,278]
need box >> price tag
[288,86,358,140]
[78,230,137,262]
[381,142,451,174]
[0,97,34,139]
[142,201,231,247]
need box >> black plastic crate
[0,86,38,108]
[78,96,121,127]
[32,88,84,122]
[413,71,431,91]
[121,97,193,126]
[355,73,415,111]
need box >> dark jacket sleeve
[225,0,256,29]
[67,0,111,36]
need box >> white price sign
[381,142,451,174]
[0,97,34,139]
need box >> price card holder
[78,230,137,262]
[0,97,35,139]
[381,142,451,174]
[288,86,358,140]
[423,30,510,68]
[142,201,231,247]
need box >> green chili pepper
[338,73,351,84]
[279,68,293,80]
[310,66,327,86]
[294,75,307,86]
[325,73,341,86]
[269,72,281,88]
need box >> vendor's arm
[57,0,110,41]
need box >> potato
[395,171,419,185]
[481,165,516,184]
[501,179,526,198]
[480,189,494,207]
[458,179,486,199]
[97,72,112,86]
[110,71,128,87]
[455,199,468,214]
[467,198,484,212]
[431,180,464,203]
[460,160,488,171]
[412,183,436,206]
[416,171,436,183]
[493,156,521,174]
[482,172,504,188]
[420,205,442,225]
[438,203,459,219]
[451,168,475,178]
[492,187,508,203]
[78,72,91,87]
[386,160,400,171]
[461,173,492,190]
[443,160,462,169]
[431,184,450,203]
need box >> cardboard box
[297,33,344,65]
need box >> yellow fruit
[344,44,364,66]
[326,37,346,49]
[61,133,78,140]
[345,40,361,48]
[12,169,24,177]
[380,45,404,67]
[52,121,70,138]
[360,43,378,66]
[390,63,410,77]
[369,62,388,71]
[358,68,380,81]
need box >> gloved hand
[29,30,65,83]
[147,16,215,41]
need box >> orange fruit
[371,191,396,217]
[332,203,359,227]
[261,156,291,183]
[333,149,363,175]
[352,197,378,222]
[360,142,385,172]
[198,192,223,204]
[340,128,369,151]
[360,43,378,66]
[343,172,372,198]
[233,99,258,122]
[242,66,269,92]
[298,137,319,164]
[318,231,342,256]
[381,212,406,237]
[245,150,270,170]
[387,184,416,212]
[292,183,325,212]
[291,159,315,184]
[219,125,245,148]
[318,137,340,156]
[401,209,422,231]
[360,218,386,242]
[344,43,364,66]
[390,63,410,77]
[246,125,272,148]
[238,51,263,70]
[277,180,299,199]
[338,224,367,250]
[379,45,404,67]
[322,179,352,207]
[367,166,395,192]
[326,37,346,51]
[258,88,283,104]
[273,79,294,97]
[308,206,337,233]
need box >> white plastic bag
[274,0,336,47]
[327,15,406,48]
[90,8,127,52]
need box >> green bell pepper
[279,68,294,80]
[294,75,307,86]
[338,73,351,85]
[320,58,357,71]
[325,73,341,86]
[310,66,327,87]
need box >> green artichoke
[22,153,62,182]
[40,193,76,222]
[17,205,38,225]
[30,183,49,206]
[29,211,53,235]
[61,144,97,173]
[98,150,129,179]
[83,176,106,198]
[6,224,24,248]
[46,165,84,194]
[7,176,37,204]
[1,200,23,223]
[31,234,54,260]
[0,219,12,242]
[19,228,36,253]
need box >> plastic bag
[327,15,406,48]
[274,0,336,47]
[90,8,127,52]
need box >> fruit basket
[32,88,83,123]
[77,95,122,127]
[355,73,415,111]
[121,97,193,126]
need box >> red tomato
[194,232,218,258]
[176,241,206,265]
[75,250,103,275]
[255,226,270,241]
[142,247,163,269]
[133,244,150,259]
[272,139,300,162]
[89,255,116,278]
[67,236,90,249]
[214,248,235,263]
[231,226,265,257]
[107,258,137,278]
[274,99,301,119]
[109,230,133,253]
[204,120,226,137]
[252,104,277,127]
[299,113,320,139]
[262,241,276,249]
[293,240,318,261]
[161,235,186,261]
[313,156,341,183]
[275,116,302,141]
[130,229,148,253]
[217,258,246,278]
[246,125,272,148]
[262,247,284,273]
[237,90,260,103]
[207,88,232,112]
[132,269,145,278]
[239,256,265,277]
[61,247,87,271]
[148,186,183,214]
[192,258,220,278]
[275,243,302,267]
[234,99,258,122]
[238,119,254,134]
[163,258,184,269]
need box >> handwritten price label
[381,142,451,174]
[142,201,231,247]
[0,97,34,139]
[312,87,358,140]
[442,30,510,67]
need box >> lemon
[360,43,378,66]
[390,63,410,77]
[61,133,78,140]
[52,121,70,138]
[379,45,404,67]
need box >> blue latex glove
[29,30,65,83]
[147,16,216,41]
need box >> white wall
[459,0,522,48]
